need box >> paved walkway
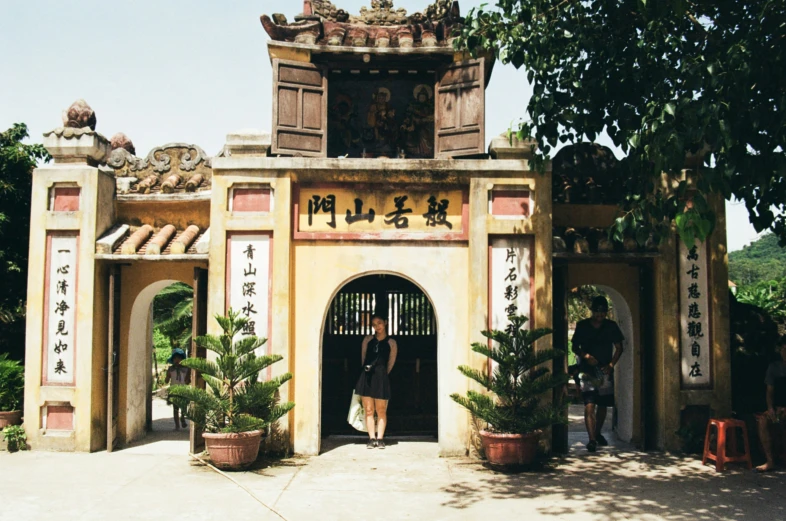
[2,403,785,520]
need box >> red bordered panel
[225,232,274,378]
[42,231,79,386]
[293,183,469,241]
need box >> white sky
[0,0,761,251]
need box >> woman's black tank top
[363,336,391,368]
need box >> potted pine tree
[169,309,294,469]
[0,354,24,429]
[450,315,568,466]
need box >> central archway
[321,273,438,438]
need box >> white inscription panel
[229,234,270,353]
[679,240,711,387]
[490,237,532,332]
[46,235,78,384]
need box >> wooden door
[106,265,121,452]
[189,267,209,454]
[435,58,486,158]
[271,58,328,157]
[551,264,570,454]
[640,263,657,450]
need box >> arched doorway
[113,265,208,454]
[123,280,192,452]
[568,285,636,443]
[595,285,635,443]
[554,260,651,451]
[321,274,438,438]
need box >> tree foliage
[0,124,49,326]
[168,309,294,434]
[568,286,611,325]
[733,278,786,323]
[456,1,786,245]
[728,233,786,286]
[153,282,194,352]
[450,315,568,435]
[0,124,49,360]
[0,353,25,411]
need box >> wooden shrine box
[263,1,490,159]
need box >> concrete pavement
[2,403,785,520]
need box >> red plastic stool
[702,418,752,472]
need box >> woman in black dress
[355,314,398,448]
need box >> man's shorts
[755,407,786,423]
[582,390,615,407]
[580,370,614,407]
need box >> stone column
[23,101,116,451]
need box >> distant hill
[729,233,786,286]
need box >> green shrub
[169,309,294,434]
[0,354,24,412]
[450,315,569,435]
[2,425,27,452]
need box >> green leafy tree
[168,309,294,434]
[734,279,786,322]
[729,233,786,286]
[456,1,786,245]
[0,353,25,411]
[0,124,49,357]
[450,315,568,434]
[153,282,194,352]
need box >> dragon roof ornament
[296,0,457,25]
[262,1,462,47]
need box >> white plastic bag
[347,391,368,432]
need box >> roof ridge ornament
[287,0,457,25]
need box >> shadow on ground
[441,446,786,520]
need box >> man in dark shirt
[572,296,625,452]
[756,337,786,472]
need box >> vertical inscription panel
[490,237,533,333]
[44,234,78,385]
[679,240,712,388]
[227,233,272,356]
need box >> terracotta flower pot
[0,411,22,430]
[480,430,540,466]
[203,430,264,470]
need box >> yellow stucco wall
[292,242,470,455]
[23,149,732,457]
[24,164,115,452]
[208,157,546,455]
[116,199,211,230]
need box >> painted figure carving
[366,88,396,146]
[400,85,434,157]
[329,94,360,151]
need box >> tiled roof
[96,224,209,259]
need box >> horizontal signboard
[294,184,468,240]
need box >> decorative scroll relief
[679,240,711,388]
[228,234,271,354]
[45,235,78,385]
[490,237,532,334]
[297,185,466,238]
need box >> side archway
[125,279,183,443]
[594,285,636,442]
